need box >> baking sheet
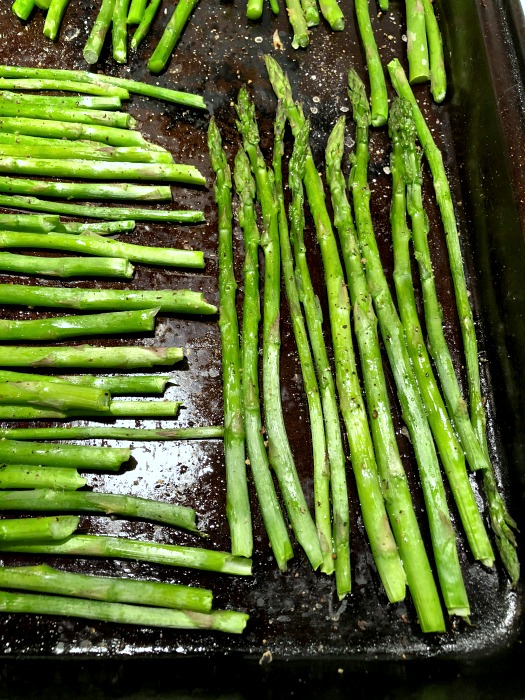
[0,0,522,665]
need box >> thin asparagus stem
[318,0,344,31]
[246,0,263,20]
[147,0,201,73]
[273,103,331,573]
[43,0,72,40]
[0,591,249,633]
[0,175,172,201]
[269,0,279,14]
[0,307,159,342]
[0,564,213,612]
[0,79,129,97]
[54,220,136,234]
[0,516,79,541]
[405,0,430,83]
[83,0,118,65]
[0,252,134,279]
[0,400,181,420]
[0,427,224,441]
[0,102,135,129]
[0,213,58,232]
[300,0,319,27]
[236,86,322,571]
[0,465,86,490]
[234,147,293,572]
[11,0,35,21]
[0,438,130,470]
[130,0,162,49]
[0,92,123,110]
[0,231,204,268]
[0,370,171,395]
[388,58,518,585]
[113,0,130,64]
[354,0,388,126]
[421,0,446,102]
[0,285,216,315]
[0,345,184,369]
[348,69,469,617]
[0,379,111,412]
[0,534,253,575]
[208,118,252,559]
[326,115,444,630]
[0,140,172,164]
[264,55,405,601]
[127,0,146,23]
[0,490,200,533]
[285,0,310,48]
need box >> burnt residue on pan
[0,0,522,664]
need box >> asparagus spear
[246,0,263,20]
[0,465,86,490]
[0,66,207,110]
[421,0,446,102]
[0,285,216,315]
[387,58,518,584]
[0,102,135,129]
[347,69,469,617]
[0,91,122,110]
[208,119,252,559]
[113,0,130,64]
[0,379,111,412]
[235,87,322,571]
[288,121,350,597]
[147,0,201,73]
[0,490,200,532]
[0,79,130,98]
[389,97,494,566]
[0,345,184,369]
[0,176,172,202]
[0,141,172,164]
[43,0,71,40]
[0,534,253,575]
[234,147,293,572]
[11,0,35,21]
[0,591,249,633]
[264,55,405,601]
[0,427,224,441]
[269,0,279,14]
[0,516,79,542]
[0,308,159,342]
[83,0,118,64]
[0,565,213,612]
[0,370,170,395]
[300,0,319,27]
[0,400,181,419]
[285,0,309,48]
[272,104,331,573]
[130,0,162,49]
[54,220,136,234]
[127,0,146,23]
[0,195,204,222]
[0,213,58,232]
[326,115,444,630]
[0,252,134,279]
[0,438,130,470]
[317,0,344,31]
[0,231,205,268]
[405,0,430,83]
[354,0,388,126]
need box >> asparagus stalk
[0,516,79,542]
[273,104,332,573]
[0,534,253,575]
[264,55,405,601]
[405,0,430,83]
[11,0,35,21]
[54,220,136,234]
[43,0,71,40]
[0,439,130,470]
[347,69,469,617]
[0,308,159,342]
[0,345,184,369]
[387,58,518,584]
[354,0,388,126]
[421,0,446,102]
[0,400,181,420]
[0,427,224,441]
[33,0,50,8]
[83,0,118,64]
[0,91,122,110]
[0,465,86,490]
[0,370,171,395]
[317,0,344,31]
[0,285,216,315]
[389,97,494,566]
[269,0,279,14]
[0,79,130,98]
[0,213,59,232]
[113,0,130,64]
[0,591,248,633]
[0,252,134,279]
[0,195,204,222]
[147,0,201,73]
[326,115,444,630]
[0,66,207,110]
[127,0,146,23]
[235,87,322,571]
[130,0,162,49]
[0,565,213,612]
[208,119,252,559]
[300,0,319,27]
[0,379,111,412]
[234,147,293,572]
[0,231,205,268]
[285,0,310,48]
[0,176,172,202]
[0,490,200,532]
[0,141,172,164]
[288,121,350,597]
[0,102,135,129]
[0,116,149,147]
[246,0,263,20]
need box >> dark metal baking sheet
[0,0,522,675]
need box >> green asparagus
[0,516,79,541]
[0,175,172,201]
[43,0,72,40]
[0,345,184,369]
[0,252,134,278]
[0,427,224,441]
[83,0,117,64]
[405,0,430,83]
[147,0,201,73]
[0,370,170,395]
[113,0,130,63]
[130,0,162,49]
[0,379,110,412]
[0,438,130,470]
[354,0,388,126]
[421,0,447,102]
[0,465,86,490]
[0,400,181,420]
